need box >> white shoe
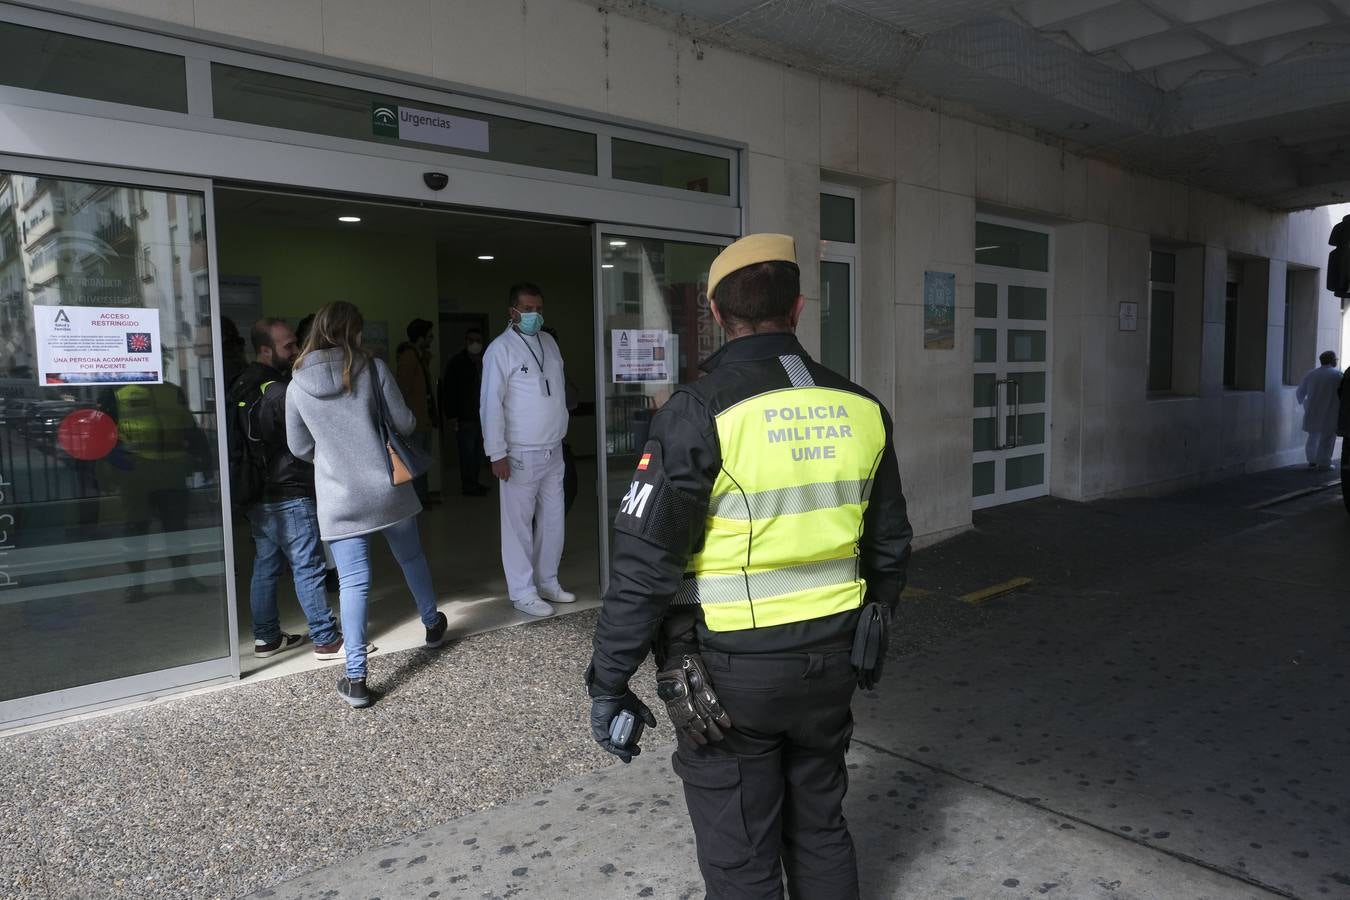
[539,585,576,604]
[513,596,555,618]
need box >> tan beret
[707,233,797,300]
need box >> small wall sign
[1118,301,1139,332]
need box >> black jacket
[588,332,913,697]
[229,361,314,502]
[1340,367,1350,437]
[442,349,482,422]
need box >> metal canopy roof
[614,0,1350,210]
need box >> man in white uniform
[480,282,576,617]
[1296,350,1343,470]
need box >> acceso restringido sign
[33,305,163,386]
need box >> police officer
[586,233,913,899]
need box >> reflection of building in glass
[0,173,212,416]
[15,175,142,325]
[0,175,31,375]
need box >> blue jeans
[329,515,440,679]
[246,498,339,646]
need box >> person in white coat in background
[1296,350,1343,470]
[480,282,575,618]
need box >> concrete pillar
[1051,222,1109,500]
[892,180,973,538]
[859,181,897,408]
[1052,223,1086,500]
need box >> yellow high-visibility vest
[115,384,195,460]
[680,384,888,632]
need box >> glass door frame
[973,214,1054,512]
[591,223,732,593]
[820,182,860,381]
[0,153,239,730]
[819,251,858,381]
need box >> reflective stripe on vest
[685,366,887,632]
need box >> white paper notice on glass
[33,305,163,387]
[612,329,674,383]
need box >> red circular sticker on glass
[57,408,119,461]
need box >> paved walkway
[3,467,1346,899]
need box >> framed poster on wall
[924,271,956,349]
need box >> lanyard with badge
[518,332,552,397]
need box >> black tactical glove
[656,654,733,746]
[590,691,658,764]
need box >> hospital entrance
[213,187,724,678]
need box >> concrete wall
[75,0,1347,537]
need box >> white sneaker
[539,585,577,604]
[513,596,555,618]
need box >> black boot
[337,676,371,708]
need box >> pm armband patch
[614,440,698,548]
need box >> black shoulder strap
[369,358,392,439]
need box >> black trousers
[672,649,858,900]
[456,420,485,492]
[1342,437,1349,514]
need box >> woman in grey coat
[286,301,448,708]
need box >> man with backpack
[227,318,342,659]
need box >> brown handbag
[387,443,414,485]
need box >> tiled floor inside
[235,463,603,684]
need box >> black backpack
[225,377,268,512]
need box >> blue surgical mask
[516,311,544,335]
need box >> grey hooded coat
[286,349,422,541]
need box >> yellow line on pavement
[900,586,932,601]
[961,576,1033,605]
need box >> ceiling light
[601,263,615,269]
[477,255,494,261]
[608,240,627,247]
[975,245,999,252]
[338,215,361,223]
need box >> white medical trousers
[1306,432,1337,468]
[499,443,566,603]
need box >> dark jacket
[1340,367,1350,437]
[587,332,913,697]
[442,348,483,422]
[396,343,436,432]
[229,361,314,503]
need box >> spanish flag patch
[637,452,652,471]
